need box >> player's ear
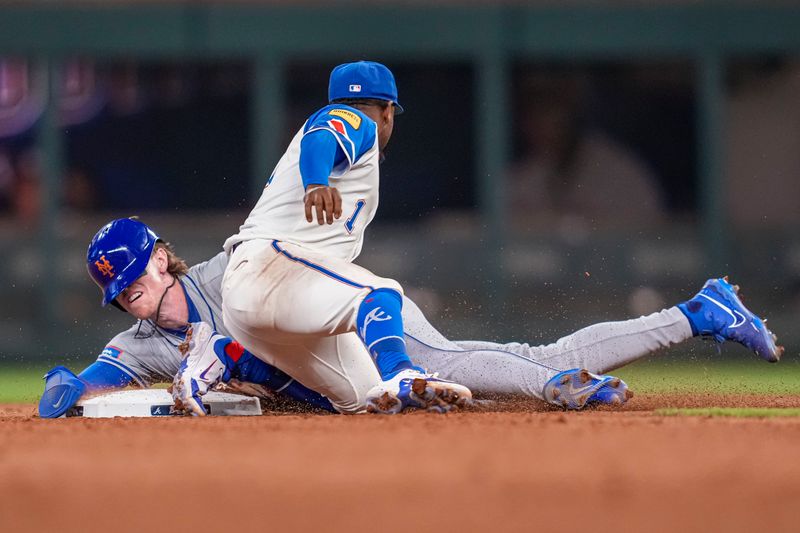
[153,246,169,275]
[382,102,394,122]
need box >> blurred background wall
[0,1,798,364]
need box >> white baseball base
[67,389,262,418]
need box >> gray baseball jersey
[92,252,229,387]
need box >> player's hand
[172,322,232,416]
[304,185,342,225]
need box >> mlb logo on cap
[328,61,404,113]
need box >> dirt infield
[2,394,800,533]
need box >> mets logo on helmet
[95,255,115,278]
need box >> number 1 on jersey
[345,199,366,234]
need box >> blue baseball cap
[328,61,404,114]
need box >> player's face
[115,249,170,320]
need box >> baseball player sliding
[39,61,783,417]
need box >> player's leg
[404,277,781,406]
[449,277,782,370]
[221,325,381,414]
[223,239,415,374]
[403,301,682,408]
[451,307,692,377]
[222,239,471,413]
[401,295,651,400]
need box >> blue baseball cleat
[543,368,633,410]
[678,277,784,363]
[365,369,473,414]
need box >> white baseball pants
[221,238,401,413]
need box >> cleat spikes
[544,369,632,410]
[625,389,634,400]
[411,378,428,396]
[366,369,473,414]
[723,275,729,282]
[733,284,740,293]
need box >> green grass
[1,356,799,404]
[614,358,800,395]
[0,365,53,403]
[656,407,800,418]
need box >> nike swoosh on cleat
[698,293,746,328]
[199,361,216,381]
[564,380,601,397]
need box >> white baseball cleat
[172,321,232,416]
[365,368,473,414]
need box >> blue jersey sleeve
[302,105,376,177]
[78,361,134,391]
[299,131,344,189]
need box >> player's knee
[370,278,403,296]
[328,396,365,414]
[365,287,402,304]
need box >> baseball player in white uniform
[218,61,476,414]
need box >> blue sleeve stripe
[305,126,356,168]
[97,356,146,387]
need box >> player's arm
[38,361,133,419]
[301,131,344,225]
[39,334,152,418]
[300,107,375,225]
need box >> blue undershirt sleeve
[278,381,335,412]
[234,350,335,412]
[78,361,134,391]
[299,130,347,189]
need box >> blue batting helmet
[87,218,160,306]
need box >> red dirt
[2,395,800,533]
